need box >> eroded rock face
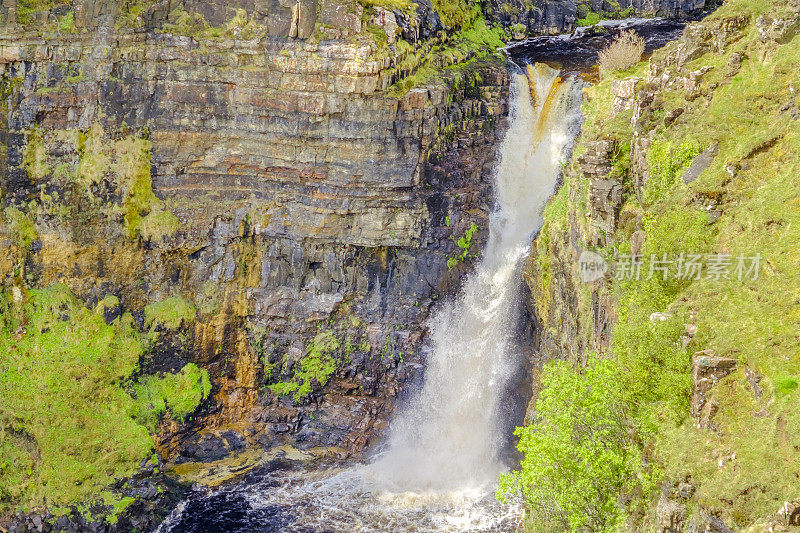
[0,0,510,471]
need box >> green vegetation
[3,207,38,249]
[447,222,478,269]
[15,0,70,25]
[130,363,212,431]
[0,285,150,514]
[499,356,657,532]
[358,0,414,11]
[643,139,702,205]
[0,285,211,517]
[22,128,49,181]
[506,0,800,528]
[576,11,600,27]
[116,0,154,29]
[58,10,76,33]
[386,17,505,97]
[161,7,267,41]
[144,295,197,331]
[268,331,340,402]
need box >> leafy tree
[498,356,648,532]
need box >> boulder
[690,351,737,419]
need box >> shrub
[498,356,647,532]
[598,30,645,76]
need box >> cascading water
[365,63,584,496]
[157,64,583,533]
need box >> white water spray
[366,64,584,496]
[158,64,584,533]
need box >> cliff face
[524,0,800,528]
[0,0,511,525]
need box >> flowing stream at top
[157,64,583,533]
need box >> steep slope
[514,0,800,529]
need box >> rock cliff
[0,0,511,526]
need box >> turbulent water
[158,65,583,533]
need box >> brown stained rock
[691,350,737,420]
[657,492,687,533]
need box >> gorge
[2,0,800,530]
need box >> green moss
[16,0,70,25]
[58,10,76,33]
[3,207,38,249]
[116,0,154,29]
[576,11,600,26]
[22,128,49,181]
[269,331,340,402]
[365,24,388,48]
[357,0,414,15]
[129,363,212,431]
[144,296,197,331]
[160,7,267,41]
[196,280,223,316]
[139,204,181,242]
[0,284,152,515]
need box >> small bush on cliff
[447,222,478,269]
[598,30,645,77]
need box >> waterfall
[366,64,584,493]
[156,64,585,533]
